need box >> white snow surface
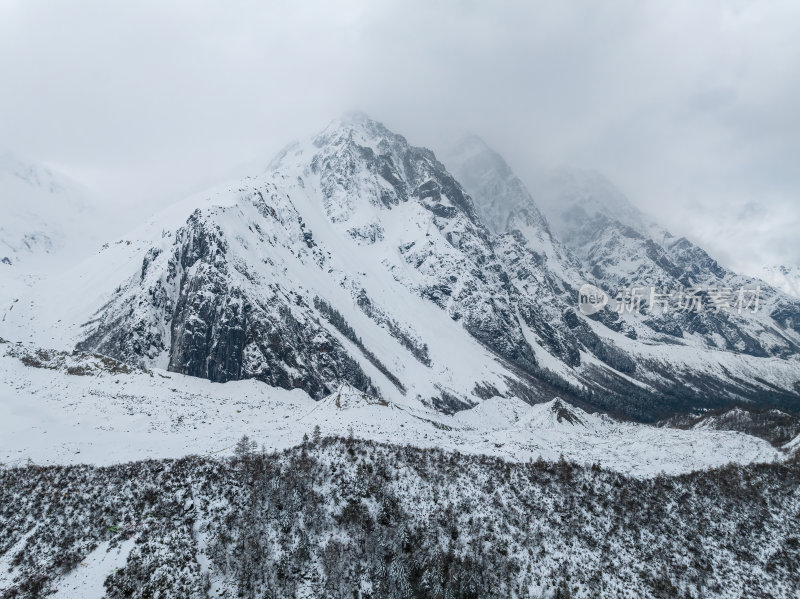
[0,342,785,477]
[49,540,136,599]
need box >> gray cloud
[1,0,797,273]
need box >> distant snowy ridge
[0,152,102,271]
[446,137,800,417]
[758,264,800,298]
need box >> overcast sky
[1,0,798,274]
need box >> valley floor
[0,341,792,476]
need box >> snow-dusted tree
[234,434,256,458]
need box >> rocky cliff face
[78,193,379,399]
[301,115,538,375]
[76,115,800,420]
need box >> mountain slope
[3,340,785,474]
[68,114,546,412]
[444,135,550,235]
[0,152,125,345]
[662,404,800,446]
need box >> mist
[1,0,798,274]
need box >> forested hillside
[1,439,798,598]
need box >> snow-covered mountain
[3,115,798,424]
[448,142,800,415]
[66,114,543,414]
[0,152,122,334]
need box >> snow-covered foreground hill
[1,340,791,476]
[2,440,799,599]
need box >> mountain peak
[518,397,590,430]
[324,110,379,133]
[338,110,374,126]
[535,166,646,237]
[313,112,402,150]
[443,135,549,235]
